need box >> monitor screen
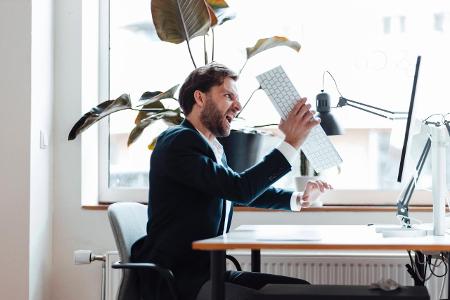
[397,56,421,183]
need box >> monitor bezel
[397,56,421,183]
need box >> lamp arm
[338,97,408,120]
[396,138,432,227]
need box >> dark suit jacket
[131,120,294,300]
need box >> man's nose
[234,99,242,112]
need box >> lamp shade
[317,111,344,135]
[316,92,344,135]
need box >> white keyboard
[256,66,342,172]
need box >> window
[100,0,450,203]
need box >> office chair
[107,202,178,300]
[108,202,242,300]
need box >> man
[131,63,332,300]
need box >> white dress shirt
[196,131,302,234]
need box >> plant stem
[211,28,215,62]
[238,58,249,75]
[203,35,208,65]
[186,39,197,68]
[236,86,261,118]
[300,151,309,176]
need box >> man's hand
[297,180,332,208]
[279,98,321,149]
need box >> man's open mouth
[225,115,233,124]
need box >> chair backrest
[108,202,148,300]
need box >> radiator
[105,251,446,300]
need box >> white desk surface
[192,225,450,251]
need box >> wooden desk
[193,225,450,300]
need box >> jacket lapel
[182,120,230,234]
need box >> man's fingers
[289,99,307,118]
[300,198,310,208]
[320,181,332,190]
[317,181,325,192]
[306,117,321,130]
[305,181,319,194]
[297,103,311,119]
[293,101,305,117]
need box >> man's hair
[178,63,238,115]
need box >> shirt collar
[195,129,224,161]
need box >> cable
[423,113,446,127]
[407,250,425,284]
[236,86,261,118]
[321,71,344,97]
[439,272,446,300]
[428,255,447,278]
[443,113,450,122]
[438,253,449,299]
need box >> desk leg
[211,250,226,300]
[447,252,450,300]
[251,249,261,272]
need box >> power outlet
[40,130,48,149]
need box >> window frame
[98,0,148,203]
[96,0,436,206]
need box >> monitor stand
[375,125,448,238]
[430,125,448,236]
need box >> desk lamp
[319,57,450,237]
[317,57,432,237]
[316,70,407,137]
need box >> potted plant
[68,0,301,169]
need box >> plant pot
[218,130,264,172]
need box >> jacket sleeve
[162,130,292,206]
[246,186,293,210]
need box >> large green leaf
[151,0,211,44]
[246,36,301,60]
[137,85,179,107]
[134,100,165,125]
[134,85,180,124]
[162,108,184,125]
[128,109,180,146]
[68,94,131,140]
[205,0,235,26]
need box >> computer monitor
[397,56,421,183]
[392,56,450,236]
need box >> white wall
[0,0,32,298]
[0,0,55,299]
[52,0,117,299]
[29,0,55,299]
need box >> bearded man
[131,63,331,300]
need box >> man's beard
[200,97,231,137]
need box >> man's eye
[225,94,233,100]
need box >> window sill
[82,204,438,212]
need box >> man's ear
[193,90,206,108]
